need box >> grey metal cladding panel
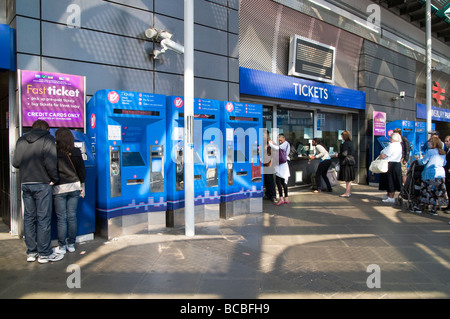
[229,82,239,102]
[393,65,416,84]
[155,0,183,20]
[16,54,41,71]
[42,0,153,39]
[158,0,228,31]
[155,50,228,80]
[154,72,184,97]
[204,0,239,10]
[107,0,153,11]
[366,89,415,112]
[154,51,184,74]
[42,22,153,69]
[195,51,228,81]
[228,33,238,58]
[16,0,40,18]
[360,55,413,83]
[16,17,40,55]
[228,0,239,10]
[195,77,229,101]
[366,72,415,96]
[42,58,154,95]
[195,25,228,56]
[361,55,395,78]
[228,8,238,34]
[42,0,153,15]
[156,72,229,101]
[363,41,415,71]
[196,0,228,31]
[228,57,239,83]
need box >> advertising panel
[373,111,386,136]
[20,70,85,128]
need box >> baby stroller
[398,160,423,210]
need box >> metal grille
[239,0,363,89]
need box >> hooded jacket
[12,128,59,185]
[53,147,86,195]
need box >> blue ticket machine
[50,130,96,242]
[166,96,222,227]
[386,120,415,165]
[415,121,435,158]
[220,101,263,219]
[87,90,167,239]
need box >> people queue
[375,129,450,216]
[13,120,85,264]
[263,130,356,204]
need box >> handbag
[345,155,356,166]
[369,156,388,174]
[279,148,287,164]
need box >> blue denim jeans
[53,190,80,247]
[22,183,53,256]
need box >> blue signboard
[416,103,450,122]
[240,67,366,110]
[0,24,15,71]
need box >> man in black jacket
[12,120,63,263]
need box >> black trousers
[315,159,332,191]
[276,175,288,198]
[445,177,450,207]
[263,173,276,199]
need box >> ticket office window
[263,106,273,136]
[316,112,346,156]
[276,108,314,156]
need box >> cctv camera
[400,91,405,98]
[158,30,173,40]
[145,28,158,39]
[160,38,185,55]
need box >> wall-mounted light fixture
[145,28,185,59]
[392,91,405,101]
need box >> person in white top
[309,138,332,193]
[269,133,291,205]
[378,132,403,203]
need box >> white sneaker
[53,246,66,254]
[382,197,395,203]
[38,253,64,264]
[27,253,38,262]
[67,244,75,253]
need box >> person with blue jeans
[12,120,63,263]
[53,128,86,254]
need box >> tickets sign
[20,70,85,128]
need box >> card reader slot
[126,179,144,185]
[236,171,248,176]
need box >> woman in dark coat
[336,130,355,197]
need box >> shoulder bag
[369,156,388,174]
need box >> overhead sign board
[240,67,365,110]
